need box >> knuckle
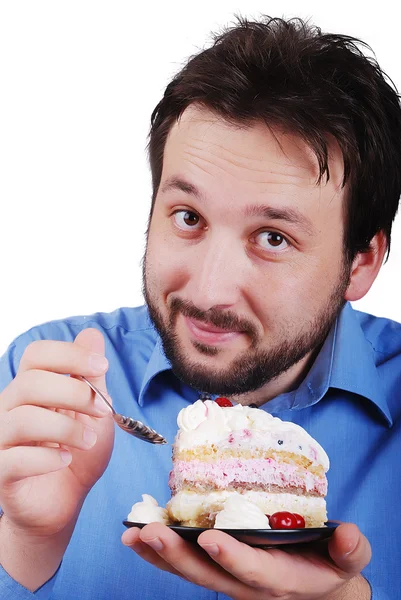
[13,369,37,400]
[0,447,13,481]
[12,403,38,421]
[191,574,213,589]
[20,340,43,367]
[269,585,293,599]
[0,413,11,447]
[1,406,35,446]
[240,568,263,588]
[67,418,83,441]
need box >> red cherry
[293,513,306,528]
[215,397,232,407]
[269,511,298,529]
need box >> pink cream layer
[169,458,327,496]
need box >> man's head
[143,16,401,398]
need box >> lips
[184,316,242,345]
[189,318,233,334]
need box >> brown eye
[174,210,202,230]
[267,233,284,247]
[183,211,199,226]
[255,231,289,252]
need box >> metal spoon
[79,376,168,444]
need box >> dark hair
[148,16,401,260]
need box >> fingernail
[60,449,72,465]
[144,537,164,552]
[89,353,108,373]
[199,542,220,556]
[83,427,98,448]
[344,538,359,556]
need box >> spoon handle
[79,376,168,445]
[79,376,116,414]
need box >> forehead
[162,105,345,192]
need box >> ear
[345,231,387,302]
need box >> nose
[185,233,245,311]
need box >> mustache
[168,297,259,342]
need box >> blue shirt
[0,303,400,600]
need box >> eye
[255,231,289,252]
[173,210,202,231]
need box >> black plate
[123,521,339,547]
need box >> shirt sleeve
[0,340,19,391]
[0,339,61,599]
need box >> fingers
[121,528,184,579]
[0,446,72,485]
[197,525,372,593]
[197,529,277,588]
[123,524,372,600]
[135,523,246,597]
[18,336,108,377]
[198,529,305,597]
[2,370,110,416]
[0,405,99,451]
[0,328,110,419]
[328,523,372,577]
[73,329,109,403]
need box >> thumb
[74,328,110,400]
[328,523,372,577]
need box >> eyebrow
[244,205,315,236]
[160,176,315,236]
[160,176,206,202]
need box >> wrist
[324,575,371,600]
[0,514,75,592]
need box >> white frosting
[176,400,329,470]
[127,494,170,525]
[214,493,271,529]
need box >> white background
[0,1,400,355]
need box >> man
[0,15,400,600]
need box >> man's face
[144,106,350,397]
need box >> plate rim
[123,520,339,534]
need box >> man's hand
[0,329,114,590]
[122,522,372,599]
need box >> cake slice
[167,400,329,528]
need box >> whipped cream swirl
[214,494,271,529]
[127,494,170,525]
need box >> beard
[143,257,351,396]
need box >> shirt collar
[138,304,392,426]
[138,336,172,406]
[266,303,392,426]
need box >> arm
[0,329,113,593]
[0,512,76,593]
[327,576,371,600]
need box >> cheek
[281,254,345,314]
[248,255,339,323]
[146,231,189,294]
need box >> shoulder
[353,308,401,361]
[1,305,158,376]
[14,304,155,341]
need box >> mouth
[183,316,242,345]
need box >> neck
[231,348,319,408]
